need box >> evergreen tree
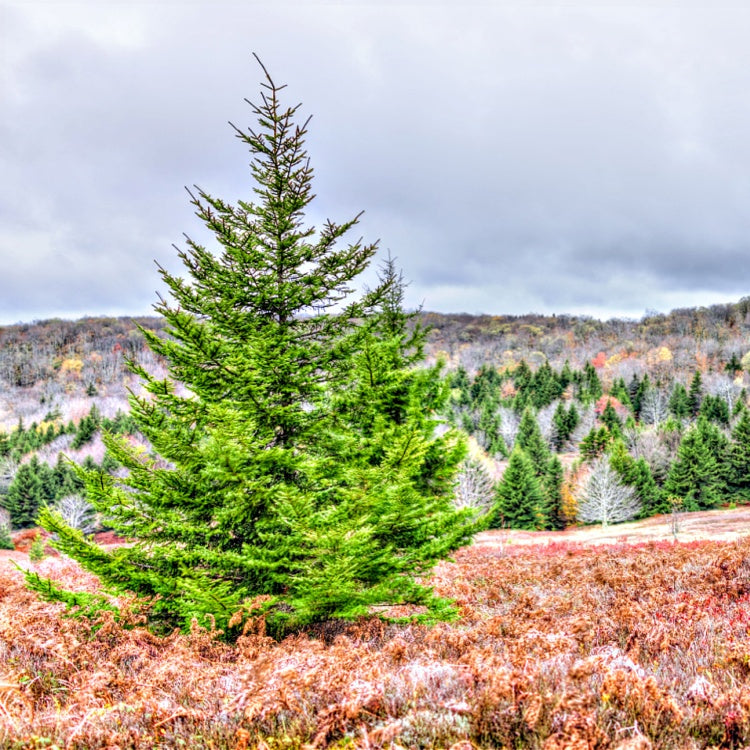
[552,402,580,452]
[0,522,13,550]
[726,352,743,376]
[29,63,476,638]
[633,373,651,421]
[580,426,612,461]
[668,382,691,421]
[699,394,730,426]
[600,401,622,436]
[608,440,664,517]
[543,454,565,530]
[610,377,633,411]
[688,370,703,418]
[729,410,750,502]
[516,408,550,475]
[492,448,547,530]
[664,426,722,511]
[4,457,43,528]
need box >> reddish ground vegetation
[3,536,750,748]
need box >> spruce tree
[729,410,750,502]
[668,382,691,421]
[4,457,43,528]
[688,370,703,418]
[492,448,547,530]
[664,426,722,511]
[28,62,476,638]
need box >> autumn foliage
[4,533,750,748]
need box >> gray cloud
[2,2,750,324]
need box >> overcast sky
[2,1,750,324]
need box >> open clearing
[475,505,750,549]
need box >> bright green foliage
[28,534,46,563]
[492,448,547,530]
[729,410,750,502]
[29,65,476,639]
[664,425,723,511]
[580,426,612,461]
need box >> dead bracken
[3,533,750,747]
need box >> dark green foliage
[529,360,562,408]
[71,405,101,449]
[516,409,550,474]
[4,457,44,528]
[668,382,691,420]
[609,440,665,516]
[600,401,622,436]
[729,410,750,502]
[664,424,723,511]
[632,374,651,421]
[699,394,730,426]
[31,65,476,639]
[0,522,13,550]
[610,378,633,411]
[492,448,547,530]
[552,401,579,451]
[543,455,565,530]
[86,382,98,397]
[726,352,743,376]
[688,371,703,418]
[578,361,603,403]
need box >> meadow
[3,525,750,749]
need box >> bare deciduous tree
[453,459,496,513]
[577,457,641,527]
[55,494,96,534]
[640,388,669,425]
[498,407,520,451]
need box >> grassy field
[3,513,750,748]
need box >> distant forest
[2,297,749,390]
[1,297,749,538]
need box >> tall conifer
[28,62,476,638]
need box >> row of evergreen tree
[0,406,137,463]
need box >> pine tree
[688,371,703,418]
[4,457,43,528]
[600,401,622,436]
[664,426,722,511]
[29,62,476,638]
[668,382,691,420]
[0,522,13,550]
[608,440,664,517]
[516,408,550,475]
[492,448,547,530]
[729,410,750,502]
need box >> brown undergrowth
[3,536,750,748]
